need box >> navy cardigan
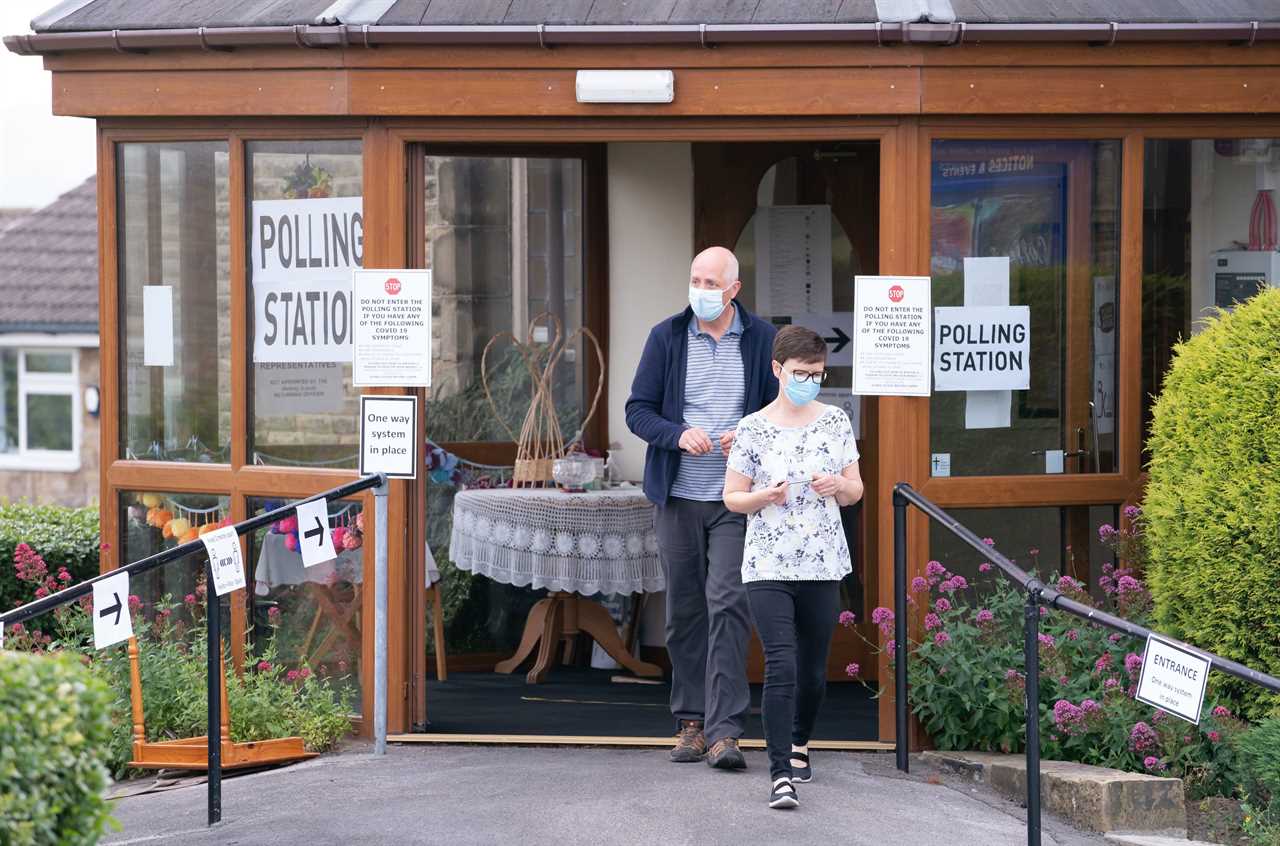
[625,303,778,505]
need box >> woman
[724,325,864,809]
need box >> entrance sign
[933,306,1031,391]
[359,395,418,479]
[202,526,246,597]
[353,269,432,387]
[852,275,931,397]
[295,498,338,568]
[92,570,133,649]
[251,197,363,364]
[1135,635,1211,724]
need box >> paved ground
[102,744,1111,846]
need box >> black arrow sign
[303,516,326,547]
[824,326,851,355]
[99,592,123,627]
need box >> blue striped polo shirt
[670,304,747,501]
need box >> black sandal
[769,776,799,809]
[790,751,812,783]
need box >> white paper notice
[1045,449,1065,474]
[254,362,346,416]
[930,453,951,477]
[142,285,174,367]
[359,395,418,479]
[754,205,833,316]
[851,276,932,397]
[777,313,853,368]
[353,269,432,387]
[92,570,134,650]
[251,196,363,364]
[295,498,338,568]
[202,526,246,597]
[962,257,1012,429]
[1135,635,1210,724]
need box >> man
[626,246,778,769]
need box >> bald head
[690,247,740,291]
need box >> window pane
[25,393,73,451]
[118,142,231,462]
[929,141,1121,477]
[0,349,16,453]
[248,140,363,468]
[120,491,231,615]
[247,497,363,714]
[425,156,586,443]
[24,351,72,374]
[1142,138,1280,457]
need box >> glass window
[930,140,1121,477]
[1143,138,1280,455]
[246,497,363,713]
[118,142,231,462]
[248,140,363,468]
[0,347,79,467]
[120,491,232,619]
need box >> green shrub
[1235,719,1280,841]
[0,650,115,846]
[1145,288,1280,720]
[0,503,100,610]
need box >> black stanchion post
[893,486,909,774]
[206,555,221,827]
[1023,583,1042,846]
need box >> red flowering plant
[847,510,1244,799]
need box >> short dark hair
[772,325,827,365]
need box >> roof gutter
[4,20,1279,56]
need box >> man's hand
[679,427,713,455]
[719,430,735,456]
[756,480,789,510]
[811,473,844,498]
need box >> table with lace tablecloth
[449,487,665,683]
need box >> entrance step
[1105,834,1226,846]
[921,751,1188,835]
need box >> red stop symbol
[888,284,905,303]
[384,278,402,296]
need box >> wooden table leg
[526,597,564,684]
[575,599,664,678]
[494,597,554,675]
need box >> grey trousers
[655,497,751,745]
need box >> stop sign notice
[384,278,402,295]
[889,285,905,303]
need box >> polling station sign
[251,197,363,364]
[933,305,1031,392]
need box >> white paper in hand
[295,498,337,568]
[92,570,134,649]
[202,526,245,596]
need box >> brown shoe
[706,737,746,770]
[670,720,706,763]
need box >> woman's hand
[811,473,843,498]
[755,480,789,510]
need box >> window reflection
[119,490,231,623]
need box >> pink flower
[1098,523,1117,540]
[285,534,299,552]
[978,562,993,573]
[1130,722,1158,753]
[1066,629,1079,641]
[871,607,895,635]
[9,622,23,635]
[267,606,281,623]
[976,609,994,625]
[257,660,272,672]
[342,532,362,551]
[57,569,71,582]
[286,669,300,682]
[184,594,197,605]
[941,575,968,593]
[159,608,171,618]
[845,662,860,678]
[925,560,946,578]
[910,576,929,594]
[981,537,995,546]
[838,610,857,627]
[34,586,48,598]
[331,526,348,549]
[1104,677,1120,690]
[299,667,311,679]
[1116,575,1141,594]
[1109,633,1122,644]
[1208,731,1221,743]
[934,631,951,646]
[1143,756,1164,771]
[934,598,951,613]
[127,595,142,611]
[1094,653,1113,673]
[337,659,349,672]
[276,516,298,535]
[1123,504,1141,521]
[1038,633,1055,649]
[1212,705,1231,718]
[1053,700,1085,734]
[1125,653,1144,677]
[924,613,942,631]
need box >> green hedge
[0,650,115,845]
[1145,288,1280,720]
[0,504,100,610]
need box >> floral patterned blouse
[727,404,859,583]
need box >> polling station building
[7,0,1280,748]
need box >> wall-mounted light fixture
[575,70,674,104]
[84,384,100,417]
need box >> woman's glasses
[787,369,829,385]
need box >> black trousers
[654,498,751,745]
[746,580,841,780]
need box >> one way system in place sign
[294,497,338,568]
[92,569,133,649]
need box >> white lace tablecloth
[449,488,663,596]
